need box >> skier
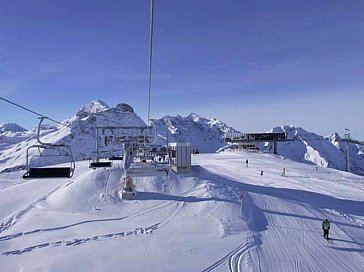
[281,167,286,177]
[240,192,244,201]
[246,159,249,167]
[239,192,244,215]
[322,218,330,239]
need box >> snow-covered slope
[0,152,363,271]
[259,126,364,176]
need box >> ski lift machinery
[124,122,169,177]
[23,116,75,179]
[119,122,170,200]
[89,126,114,169]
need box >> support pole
[273,142,278,155]
[96,128,99,162]
[346,141,350,172]
[345,128,350,173]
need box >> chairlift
[110,155,124,161]
[126,162,159,177]
[126,145,169,177]
[89,151,112,168]
[89,161,112,169]
[23,117,75,179]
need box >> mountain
[0,123,27,134]
[258,125,364,175]
[76,100,110,119]
[152,113,239,153]
[0,123,31,152]
[0,101,363,176]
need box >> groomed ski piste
[0,151,363,271]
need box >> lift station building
[168,143,191,174]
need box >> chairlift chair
[89,161,112,169]
[126,147,169,177]
[110,155,124,161]
[23,117,76,179]
[89,152,112,169]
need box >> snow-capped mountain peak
[113,103,134,113]
[188,113,203,122]
[76,100,110,118]
[152,113,239,152]
[0,123,27,133]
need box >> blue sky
[1,0,364,139]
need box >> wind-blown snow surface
[0,151,363,271]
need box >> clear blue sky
[1,0,364,139]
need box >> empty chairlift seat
[110,156,124,161]
[89,161,112,169]
[23,144,76,179]
[23,117,76,179]
[23,167,74,179]
[126,162,158,177]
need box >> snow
[0,151,363,271]
[76,100,110,118]
[1,101,364,176]
[0,101,147,173]
[153,113,238,153]
[261,125,364,175]
[1,99,364,270]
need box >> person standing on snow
[281,167,286,177]
[246,159,249,167]
[322,218,330,239]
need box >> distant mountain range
[1,100,363,175]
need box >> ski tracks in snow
[93,170,112,210]
[201,234,259,272]
[2,223,159,256]
[0,179,74,235]
[326,209,364,227]
[1,197,186,256]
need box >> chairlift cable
[0,97,69,127]
[147,0,154,126]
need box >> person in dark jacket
[322,218,330,239]
[281,167,286,177]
